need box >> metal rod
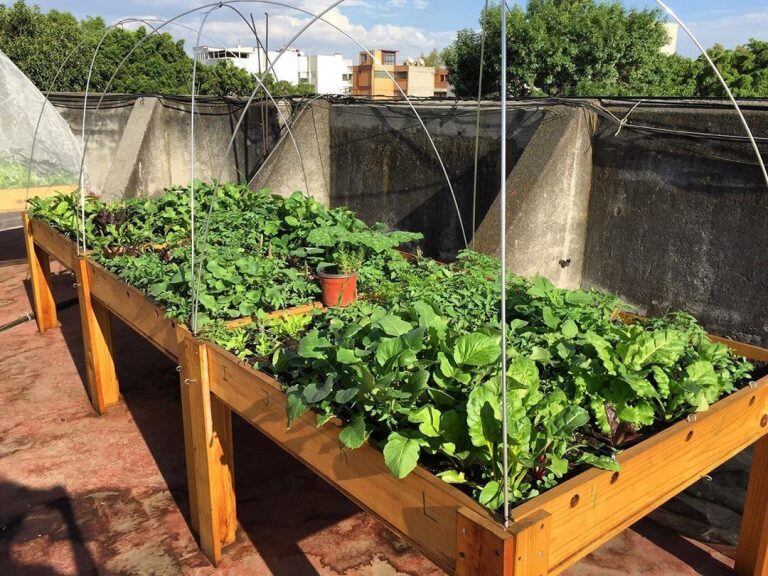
[500,0,510,529]
[190,6,222,334]
[471,0,489,250]
[654,0,768,191]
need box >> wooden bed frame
[23,214,768,575]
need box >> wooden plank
[28,217,79,271]
[75,258,119,414]
[456,507,550,576]
[85,259,179,361]
[22,213,58,333]
[736,434,768,575]
[456,506,515,576]
[709,335,768,363]
[0,185,77,212]
[224,302,323,329]
[508,377,768,575]
[204,341,488,574]
[177,330,236,565]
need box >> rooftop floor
[0,228,737,576]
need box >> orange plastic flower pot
[317,271,358,307]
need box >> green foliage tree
[419,48,443,67]
[444,0,672,97]
[0,0,316,97]
[692,41,768,97]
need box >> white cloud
[673,9,768,56]
[139,2,453,60]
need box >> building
[661,22,679,56]
[351,50,451,99]
[194,45,352,94]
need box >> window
[395,71,408,80]
[374,70,390,79]
[360,53,369,64]
[382,52,396,65]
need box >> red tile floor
[0,228,736,575]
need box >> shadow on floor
[0,481,98,576]
[633,519,734,575]
[51,298,361,575]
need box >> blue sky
[19,0,768,59]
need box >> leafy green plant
[29,183,754,516]
[218,251,753,514]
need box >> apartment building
[351,50,451,99]
[195,45,353,94]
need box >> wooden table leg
[22,214,58,333]
[736,435,768,575]
[178,329,236,565]
[75,257,119,414]
[456,506,550,576]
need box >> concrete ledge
[473,105,597,289]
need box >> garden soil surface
[0,227,737,575]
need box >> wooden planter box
[24,215,768,575]
[22,215,319,413]
[179,322,768,576]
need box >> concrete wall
[50,94,279,199]
[250,99,331,205]
[329,102,544,260]
[473,105,597,289]
[583,102,768,345]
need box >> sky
[18,0,768,60]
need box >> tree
[198,60,257,98]
[444,0,678,97]
[0,0,316,97]
[419,49,443,67]
[692,41,768,97]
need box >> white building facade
[195,45,352,94]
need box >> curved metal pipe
[654,0,768,191]
[211,0,468,248]
[189,6,222,333]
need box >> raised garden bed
[22,185,768,575]
[184,331,768,574]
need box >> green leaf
[467,382,501,447]
[623,330,686,369]
[453,332,501,367]
[552,405,589,435]
[437,470,466,484]
[478,480,504,509]
[508,357,540,392]
[339,414,369,449]
[286,389,307,428]
[561,318,579,339]
[336,347,359,365]
[625,376,657,398]
[529,346,551,364]
[298,330,330,360]
[374,315,413,337]
[375,337,404,366]
[408,405,442,438]
[302,375,334,404]
[542,306,560,329]
[579,452,620,472]
[383,432,421,479]
[335,387,359,404]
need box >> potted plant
[317,245,364,307]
